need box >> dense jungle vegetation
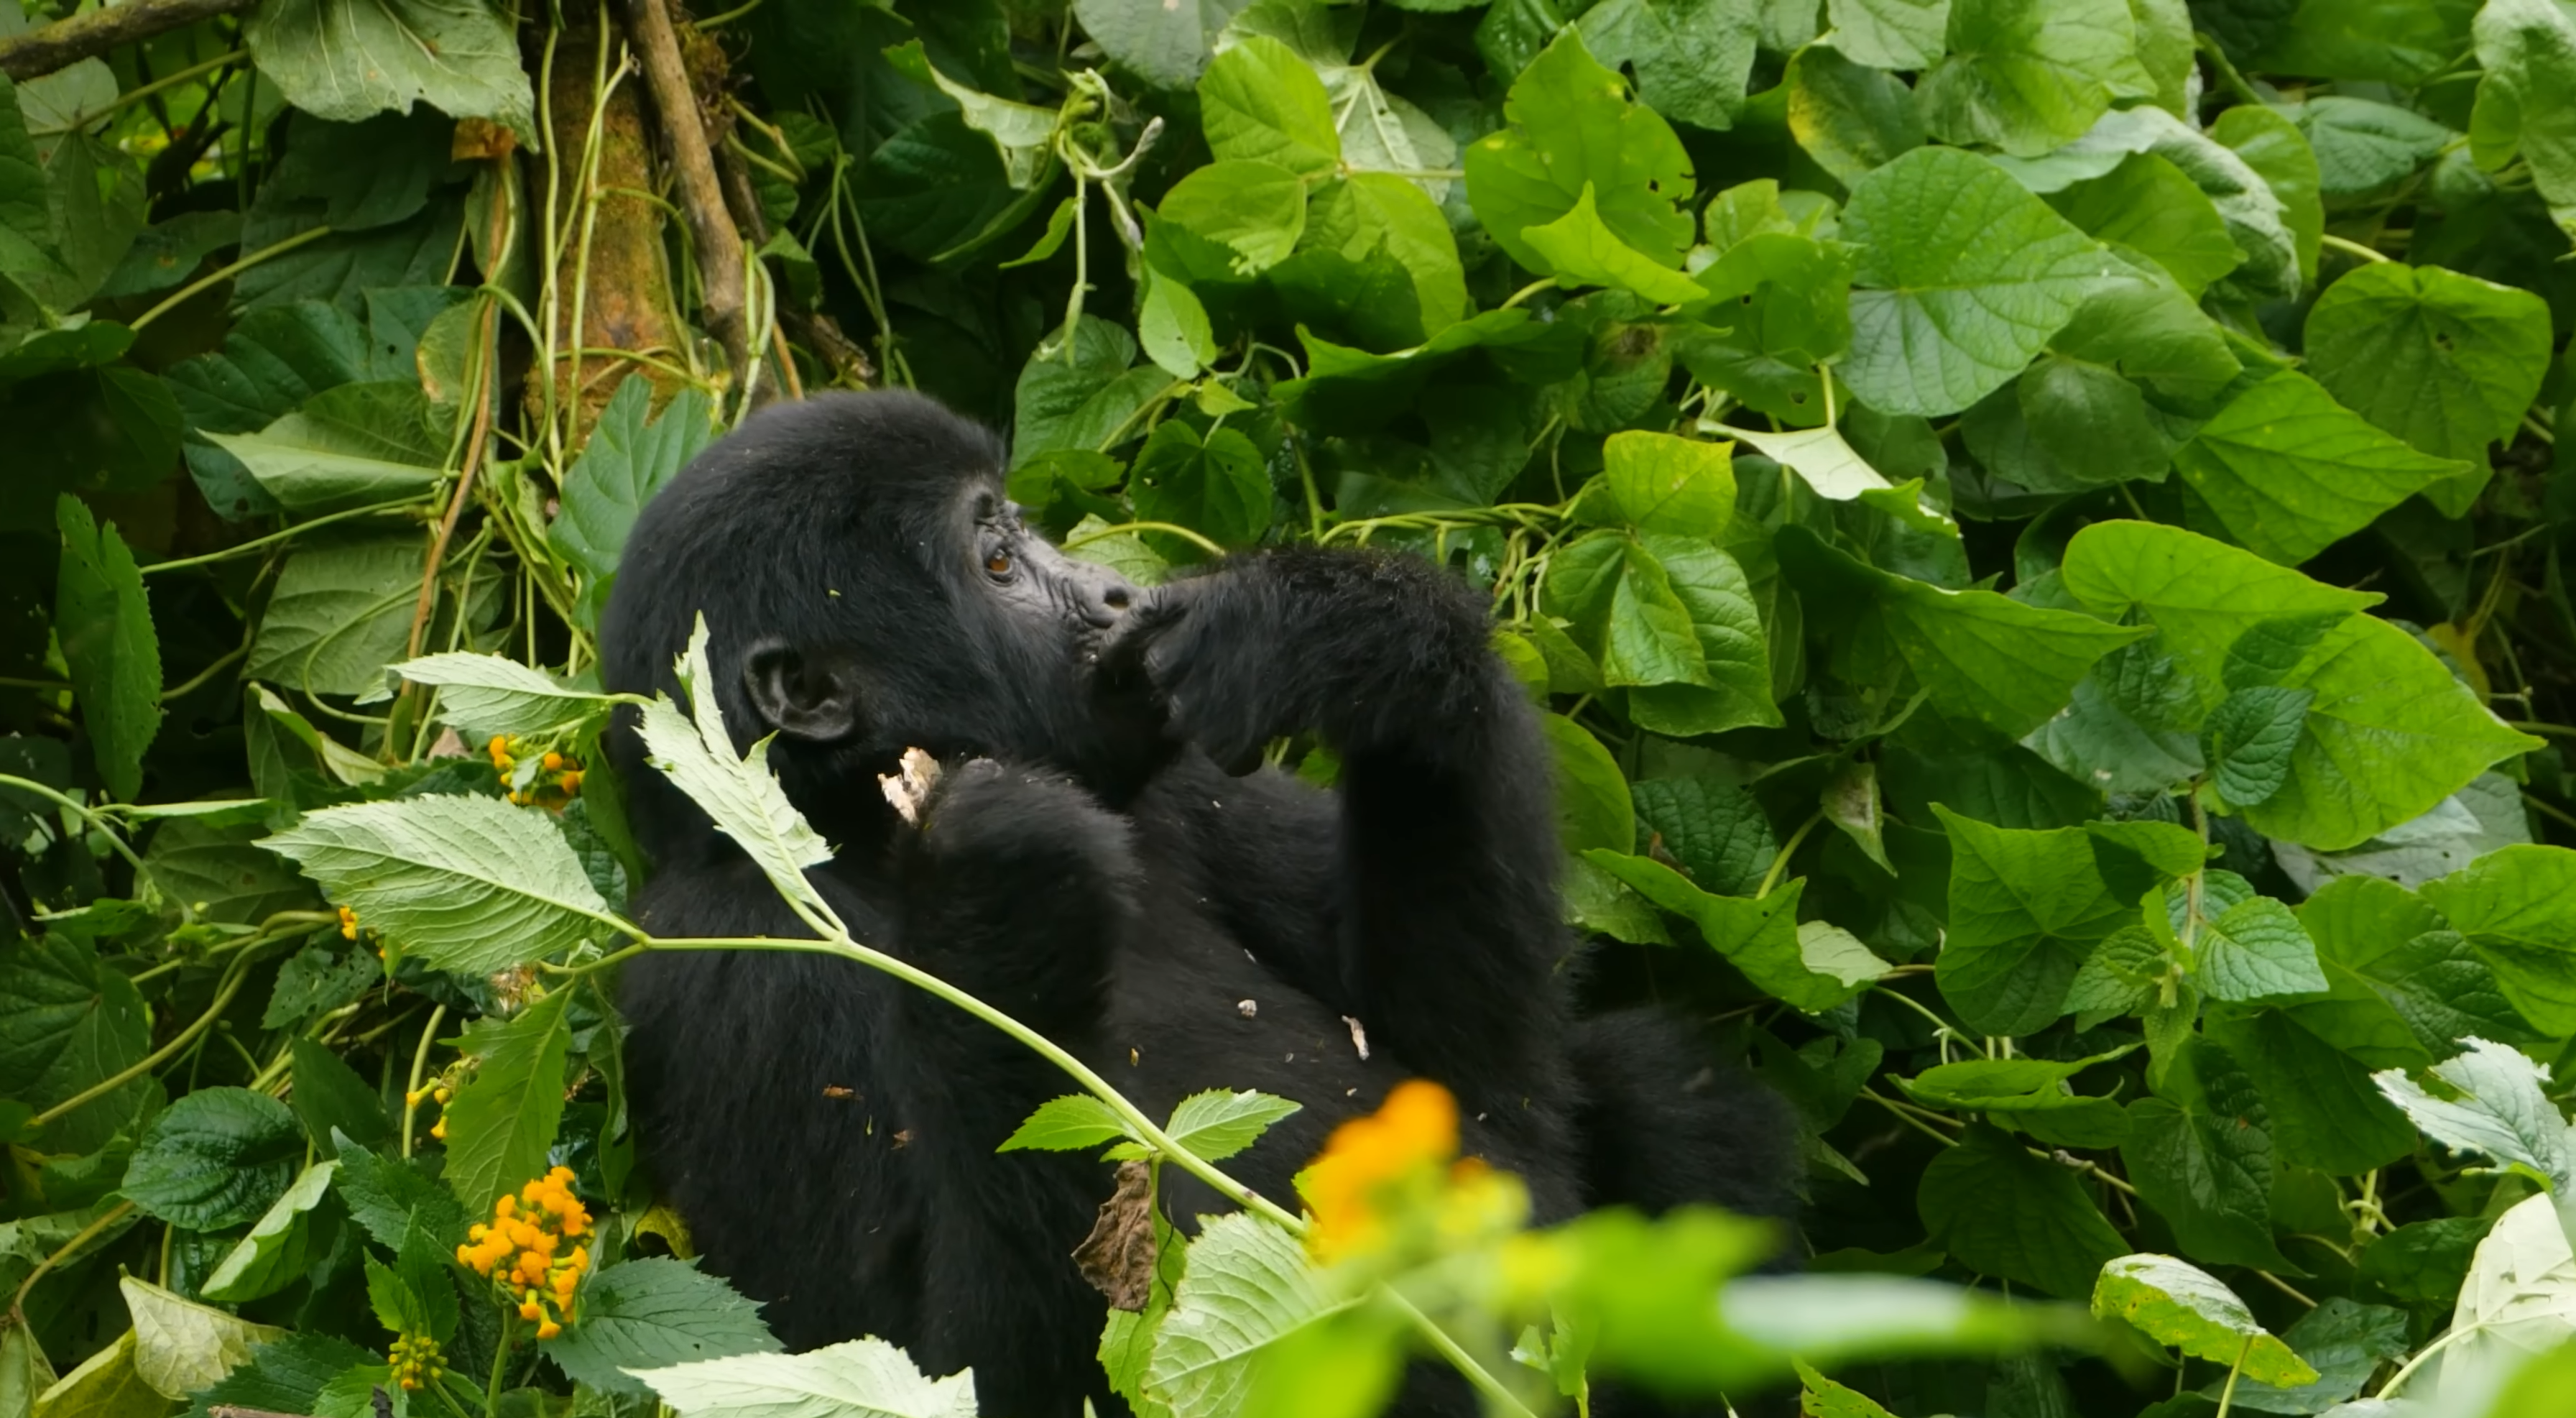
[8,0,2576,1414]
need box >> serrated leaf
[1011,317,1171,466]
[2422,846,2576,1034]
[1841,145,2108,418]
[245,533,429,697]
[244,0,535,140]
[264,795,616,974]
[122,1275,287,1399]
[203,380,446,511]
[1127,421,1270,548]
[1630,776,1778,897]
[2193,894,2328,1003]
[552,375,716,631]
[0,932,151,1156]
[2091,1255,2318,1386]
[999,1094,1134,1154]
[546,1258,783,1394]
[1199,34,1339,176]
[1930,807,2128,1035]
[2373,1036,2572,1192]
[1128,1089,1301,1164]
[121,1087,304,1229]
[627,1335,978,1418]
[1146,1212,1345,1418]
[440,987,572,1210]
[397,653,623,741]
[637,615,834,916]
[2123,1037,2294,1269]
[2204,686,2313,807]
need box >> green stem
[0,773,180,910]
[1756,812,1822,898]
[145,499,433,578]
[29,48,243,137]
[2376,1323,2467,1401]
[484,1311,514,1417]
[127,910,333,983]
[2214,1332,2253,1418]
[2507,720,2576,740]
[403,1003,448,1160]
[131,225,335,331]
[160,640,248,702]
[1500,277,1554,309]
[1061,520,1227,558]
[32,962,249,1130]
[2319,232,2392,265]
[8,1200,133,1313]
[2194,34,2265,109]
[1382,1287,1539,1418]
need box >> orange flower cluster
[337,904,361,940]
[388,1332,446,1391]
[456,1167,591,1338]
[1304,1079,1464,1261]
[489,737,583,808]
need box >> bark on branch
[0,0,254,81]
[617,0,752,395]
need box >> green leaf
[1146,1212,1344,1418]
[1898,1052,2133,1148]
[1827,0,1951,69]
[1840,145,2107,417]
[2172,368,2467,564]
[1630,776,1778,897]
[2060,520,2371,702]
[2091,1255,2318,1386]
[1722,424,1892,502]
[636,616,836,915]
[1125,1089,1301,1164]
[1158,160,1308,275]
[1521,183,1708,305]
[2203,686,2313,809]
[552,376,717,631]
[1573,0,1763,132]
[1127,421,1271,547]
[2122,1038,2294,1270]
[0,932,150,1156]
[2302,262,2552,513]
[54,497,160,801]
[1917,0,2142,157]
[1543,532,1710,690]
[121,1087,304,1230]
[333,1138,469,1249]
[1798,1359,1896,1417]
[999,1094,1135,1154]
[1542,713,1633,856]
[1073,0,1252,91]
[2191,893,2329,1003]
[200,1161,336,1303]
[1587,857,1875,1010]
[183,1335,376,1418]
[1200,34,1339,176]
[2205,1007,2416,1175]
[2210,102,2323,289]
[242,533,422,697]
[884,40,1058,189]
[1917,1122,2127,1299]
[397,653,624,742]
[1600,430,1735,537]
[1930,806,2129,1035]
[1462,29,1695,277]
[288,1035,391,1155]
[2299,874,2519,1063]
[544,1258,783,1395]
[628,1335,978,1418]
[122,1274,287,1399]
[2473,0,2576,238]
[1303,174,1468,334]
[2375,1034,2574,1194]
[440,987,573,1210]
[264,795,614,974]
[1785,45,1928,186]
[1781,525,2147,740]
[244,0,535,140]
[2046,152,2245,296]
[202,380,446,512]
[2290,96,2454,198]
[1012,317,1171,466]
[2422,846,2576,1036]
[2207,1297,2410,1413]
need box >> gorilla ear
[742,637,864,742]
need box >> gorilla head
[599,391,1157,862]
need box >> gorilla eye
[984,551,1013,578]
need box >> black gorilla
[600,391,1796,1415]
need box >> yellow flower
[388,1333,446,1391]
[1303,1079,1459,1261]
[456,1167,592,1337]
[488,735,515,770]
[337,904,361,941]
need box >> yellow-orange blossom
[457,1166,592,1339]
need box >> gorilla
[600,390,1796,1415]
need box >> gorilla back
[601,390,1797,1415]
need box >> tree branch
[0,0,253,81]
[616,0,752,392]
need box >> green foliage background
[11,0,2576,1413]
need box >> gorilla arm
[1109,548,1576,1173]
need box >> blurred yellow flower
[1305,1080,1477,1261]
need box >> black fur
[601,390,1799,1416]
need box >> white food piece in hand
[879,746,941,824]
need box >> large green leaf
[2123,1037,2294,1270]
[2092,1255,2318,1386]
[0,932,151,1156]
[2298,874,2524,1062]
[1148,1212,1346,1418]
[636,617,836,916]
[203,381,446,512]
[1199,34,1339,176]
[2204,1008,2416,1175]
[543,1258,782,1395]
[54,497,160,801]
[1303,174,1468,333]
[552,376,717,631]
[2170,369,2466,564]
[1012,317,1171,466]
[121,1087,304,1230]
[396,653,624,742]
[2473,0,2576,238]
[1931,806,2130,1035]
[1840,145,2107,417]
[1916,1123,2127,1298]
[2371,1036,2571,1194]
[1573,0,1764,132]
[262,795,618,975]
[1587,858,1879,1010]
[1074,0,1255,91]
[629,1335,978,1418]
[200,1161,337,1303]
[1462,29,1695,277]
[1780,525,2147,740]
[2046,152,2245,296]
[2059,520,2372,705]
[1917,0,2143,157]
[2302,263,2551,512]
[244,0,535,139]
[1827,0,1950,69]
[439,987,572,1210]
[2291,96,2455,198]
[1625,535,1779,736]
[2422,846,2576,1035]
[1127,421,1271,547]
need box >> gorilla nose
[1071,565,1135,628]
